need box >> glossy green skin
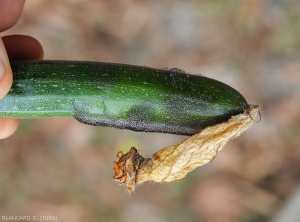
[0,60,249,135]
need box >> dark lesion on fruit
[128,105,155,123]
[113,147,148,193]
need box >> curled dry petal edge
[113,105,259,193]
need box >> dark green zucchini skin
[0,60,249,136]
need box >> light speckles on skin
[0,60,249,136]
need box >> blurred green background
[1,0,300,221]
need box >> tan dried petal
[113,105,259,193]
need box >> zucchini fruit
[0,60,250,136]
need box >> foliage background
[1,0,300,221]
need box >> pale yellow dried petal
[113,105,259,193]
[137,106,258,185]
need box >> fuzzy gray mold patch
[74,114,199,136]
[73,99,200,135]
